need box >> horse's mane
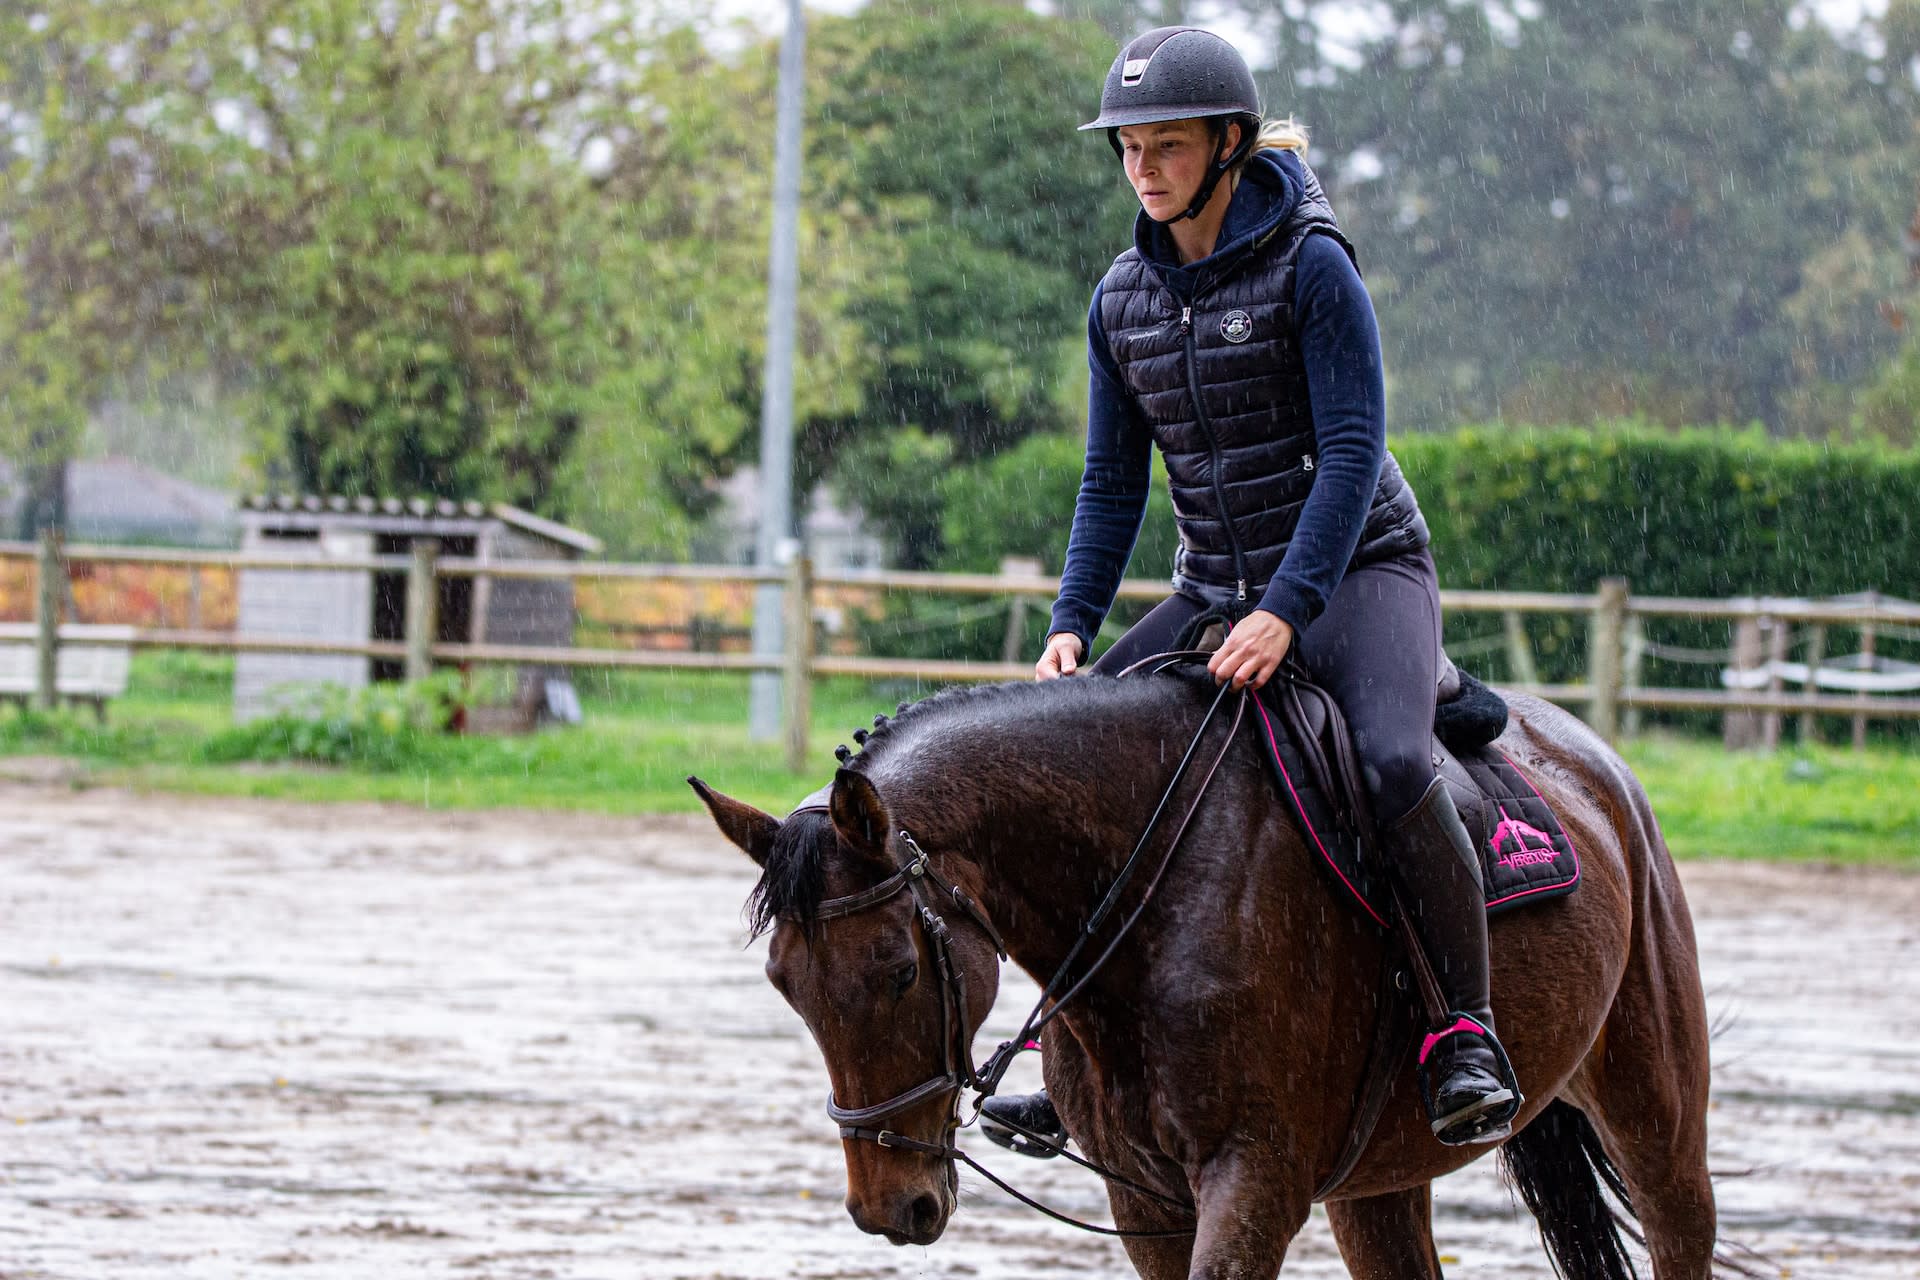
[744,671,1215,941]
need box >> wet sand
[0,781,1915,1278]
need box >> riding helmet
[1080,27,1262,221]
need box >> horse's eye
[891,961,919,996]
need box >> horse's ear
[830,768,890,858]
[688,776,780,867]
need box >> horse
[692,669,1715,1278]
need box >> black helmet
[1080,27,1262,223]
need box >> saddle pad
[1249,693,1579,928]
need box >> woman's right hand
[1035,632,1085,681]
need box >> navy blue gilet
[1092,154,1428,616]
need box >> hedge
[860,424,1920,691]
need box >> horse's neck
[881,694,1205,981]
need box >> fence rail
[5,536,1915,768]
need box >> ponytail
[1254,116,1310,155]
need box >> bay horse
[692,670,1715,1278]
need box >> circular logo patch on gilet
[1221,310,1253,344]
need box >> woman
[982,26,1520,1152]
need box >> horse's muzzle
[847,1185,952,1247]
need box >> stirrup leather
[1416,1013,1523,1145]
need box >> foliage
[808,0,1137,562]
[1284,0,1919,432]
[1391,425,1920,598]
[861,422,1920,665]
[0,3,867,556]
[200,675,463,771]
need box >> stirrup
[1417,1014,1523,1146]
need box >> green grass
[1,654,1914,863]
[0,656,932,815]
[1620,734,1920,864]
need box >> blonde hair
[1253,116,1310,156]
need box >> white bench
[0,624,136,722]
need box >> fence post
[1853,612,1878,753]
[1799,623,1826,746]
[405,539,440,682]
[999,555,1043,665]
[1587,578,1628,741]
[1622,612,1646,737]
[783,553,813,773]
[1502,610,1539,688]
[34,528,62,712]
[1760,613,1789,752]
[1723,607,1763,751]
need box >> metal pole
[783,554,813,773]
[749,0,807,743]
[406,539,440,683]
[34,527,61,712]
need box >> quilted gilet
[1096,161,1428,602]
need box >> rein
[792,654,1248,1240]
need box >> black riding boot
[1386,777,1523,1146]
[980,1089,1066,1158]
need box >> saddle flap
[1255,675,1579,926]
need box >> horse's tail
[1499,1098,1640,1280]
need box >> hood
[1134,148,1331,292]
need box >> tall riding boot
[980,1088,1066,1158]
[1385,777,1523,1145]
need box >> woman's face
[1116,118,1233,221]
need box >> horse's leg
[1326,1184,1444,1279]
[1567,805,1716,1278]
[1177,1145,1312,1279]
[1115,1202,1196,1280]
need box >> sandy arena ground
[1,775,1916,1278]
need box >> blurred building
[0,457,236,547]
[696,465,887,571]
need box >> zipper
[1178,304,1250,602]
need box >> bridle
[783,655,1250,1237]
[804,829,1006,1155]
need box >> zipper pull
[1236,579,1247,602]
[1302,454,1315,472]
[1179,306,1192,333]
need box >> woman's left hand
[1207,610,1295,691]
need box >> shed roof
[238,495,602,555]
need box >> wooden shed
[232,496,602,725]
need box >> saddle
[1250,656,1581,929]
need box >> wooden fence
[6,534,1919,769]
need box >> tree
[1286,0,1917,431]
[805,0,1136,564]
[0,1,865,555]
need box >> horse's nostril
[908,1193,941,1236]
